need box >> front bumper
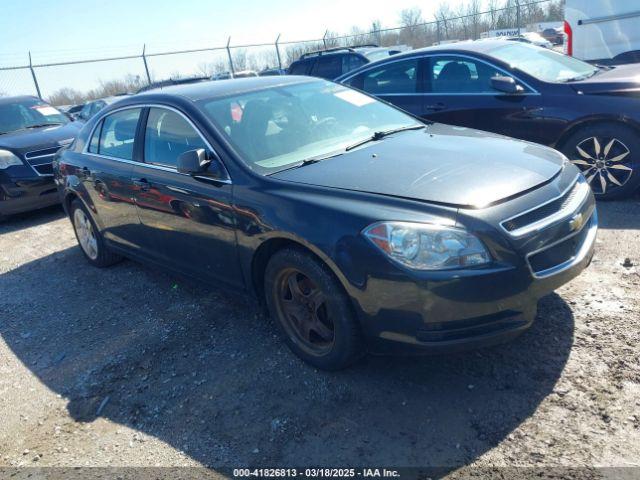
[0,173,59,216]
[346,202,597,355]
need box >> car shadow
[0,205,66,234]
[596,194,640,230]
[0,245,574,472]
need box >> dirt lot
[1,196,639,479]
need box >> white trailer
[565,0,640,64]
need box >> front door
[132,107,241,287]
[421,55,545,143]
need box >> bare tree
[370,19,383,45]
[231,49,248,71]
[399,7,425,47]
[435,2,453,40]
[47,87,85,106]
[468,0,482,39]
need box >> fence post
[28,52,42,100]
[226,37,235,77]
[516,0,521,35]
[141,44,152,85]
[322,30,328,49]
[275,34,283,71]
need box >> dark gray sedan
[54,77,596,370]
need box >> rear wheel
[264,248,364,370]
[70,199,121,267]
[561,123,640,200]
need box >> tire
[560,123,640,200]
[70,199,122,267]
[264,248,364,370]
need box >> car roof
[371,39,514,61]
[0,95,43,105]
[135,76,316,102]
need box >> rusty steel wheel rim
[274,268,335,355]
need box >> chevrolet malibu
[0,96,80,219]
[53,77,597,370]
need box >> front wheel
[264,248,364,370]
[70,199,121,267]
[561,123,640,200]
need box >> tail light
[564,20,573,56]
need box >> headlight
[363,221,491,270]
[0,149,23,169]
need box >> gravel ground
[0,196,639,479]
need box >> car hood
[272,124,564,208]
[0,122,81,155]
[569,64,640,95]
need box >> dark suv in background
[0,96,80,219]
[288,45,404,80]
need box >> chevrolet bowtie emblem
[569,212,584,232]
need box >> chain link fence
[0,0,562,103]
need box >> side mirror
[176,148,225,180]
[491,75,525,94]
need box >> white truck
[565,0,640,64]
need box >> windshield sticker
[32,106,60,116]
[334,90,375,107]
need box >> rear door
[131,106,241,287]
[342,56,426,117]
[422,54,544,142]
[80,107,143,247]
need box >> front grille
[503,180,581,232]
[24,147,61,177]
[527,216,593,276]
[25,147,60,160]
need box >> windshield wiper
[24,123,63,129]
[562,69,600,82]
[270,151,344,174]
[345,124,425,151]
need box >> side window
[342,54,367,74]
[289,60,312,75]
[98,108,141,160]
[310,55,343,79]
[351,58,420,94]
[88,120,102,153]
[144,108,207,168]
[429,56,511,93]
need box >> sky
[0,0,464,98]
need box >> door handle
[425,102,446,111]
[133,178,150,191]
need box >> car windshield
[198,80,419,174]
[0,98,69,135]
[487,42,599,82]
